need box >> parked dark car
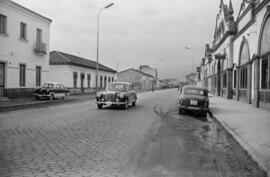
[96,82,137,109]
[34,82,69,100]
[178,85,209,116]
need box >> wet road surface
[0,89,265,177]
[134,104,265,177]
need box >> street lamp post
[96,3,114,93]
[185,46,195,73]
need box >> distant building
[0,0,52,98]
[139,65,158,77]
[139,65,159,89]
[117,68,154,90]
[185,73,197,85]
[159,78,180,88]
[49,51,116,94]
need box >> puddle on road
[195,122,231,152]
[164,108,267,177]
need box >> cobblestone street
[0,90,174,177]
[0,89,265,177]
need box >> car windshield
[106,83,128,91]
[42,83,54,88]
[183,88,208,96]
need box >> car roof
[109,82,132,85]
[183,85,207,90]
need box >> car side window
[56,84,61,89]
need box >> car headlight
[119,93,125,99]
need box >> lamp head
[105,3,114,9]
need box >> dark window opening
[73,72,78,88]
[20,22,27,39]
[100,76,103,88]
[36,28,42,43]
[36,66,41,86]
[233,69,237,88]
[19,64,26,87]
[223,72,227,88]
[261,56,269,89]
[240,66,248,89]
[87,74,91,88]
[0,14,7,34]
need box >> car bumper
[34,94,50,98]
[178,104,209,111]
[96,101,127,105]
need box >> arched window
[260,16,270,55]
[260,16,270,89]
[239,40,250,89]
[240,42,250,65]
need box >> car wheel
[97,104,103,109]
[49,93,54,101]
[179,108,182,114]
[202,111,207,117]
[123,99,129,109]
[123,103,128,109]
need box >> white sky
[13,0,242,80]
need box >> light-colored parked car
[34,82,69,100]
[96,82,137,109]
[178,85,209,116]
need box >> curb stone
[0,98,79,112]
[209,108,269,177]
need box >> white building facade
[198,0,270,109]
[0,0,51,98]
[49,51,116,94]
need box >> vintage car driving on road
[96,82,137,109]
[178,85,209,116]
[34,82,69,100]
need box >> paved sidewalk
[0,94,95,112]
[209,95,270,176]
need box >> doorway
[0,62,5,96]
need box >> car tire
[179,108,182,114]
[123,99,129,109]
[97,104,103,109]
[123,103,128,109]
[202,111,207,117]
[49,93,54,101]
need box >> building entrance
[0,63,5,96]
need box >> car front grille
[105,93,115,102]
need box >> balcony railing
[34,42,47,54]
